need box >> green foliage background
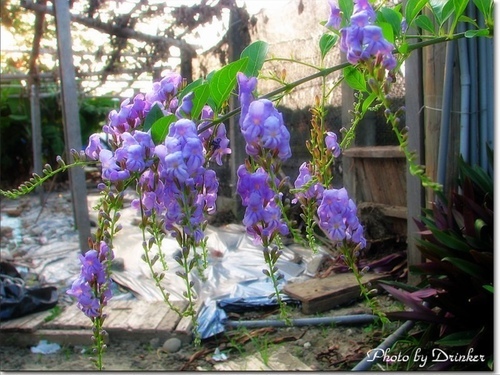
[0,85,115,189]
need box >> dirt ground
[0,295,406,372]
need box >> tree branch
[20,0,197,54]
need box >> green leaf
[458,15,479,28]
[473,0,493,19]
[362,92,377,113]
[483,284,494,293]
[404,0,428,28]
[398,42,409,54]
[240,41,268,78]
[151,114,176,144]
[209,57,249,111]
[338,0,354,23]
[415,238,456,260]
[8,114,28,121]
[465,29,491,38]
[319,33,338,60]
[143,104,164,132]
[442,256,485,280]
[435,330,479,347]
[178,78,203,100]
[343,66,366,92]
[190,83,211,119]
[415,14,436,34]
[430,228,470,252]
[452,0,469,23]
[429,0,454,28]
[379,21,395,44]
[380,7,403,37]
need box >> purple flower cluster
[84,71,229,245]
[237,166,289,245]
[317,188,366,248]
[85,73,186,182]
[237,73,291,161]
[67,241,114,318]
[198,106,232,166]
[294,162,324,201]
[235,74,293,245]
[131,118,219,243]
[328,0,396,70]
[293,131,341,202]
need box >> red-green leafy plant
[381,155,493,370]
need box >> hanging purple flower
[317,188,366,248]
[325,131,342,158]
[85,133,104,160]
[337,0,396,70]
[237,166,288,245]
[145,72,183,104]
[99,149,130,181]
[67,241,114,319]
[237,72,258,119]
[353,0,376,23]
[325,0,342,30]
[293,162,324,202]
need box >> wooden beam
[53,0,91,254]
[342,145,405,159]
[404,17,425,285]
[227,6,251,220]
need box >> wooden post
[30,82,44,204]
[53,0,91,254]
[422,37,446,205]
[227,4,251,220]
[180,48,194,84]
[404,34,425,285]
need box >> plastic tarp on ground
[3,192,314,339]
[85,195,312,339]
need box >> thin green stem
[179,240,201,346]
[262,245,290,324]
[0,159,92,198]
[137,189,181,314]
[197,30,484,137]
[265,57,323,71]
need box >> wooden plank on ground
[46,304,92,329]
[173,299,203,342]
[0,310,51,332]
[283,272,389,314]
[122,301,168,332]
[45,304,82,328]
[156,301,188,332]
[103,300,135,330]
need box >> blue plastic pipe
[351,320,416,371]
[225,314,378,328]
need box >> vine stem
[340,244,389,326]
[137,188,181,315]
[262,245,290,324]
[197,30,477,136]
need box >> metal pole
[53,0,91,253]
